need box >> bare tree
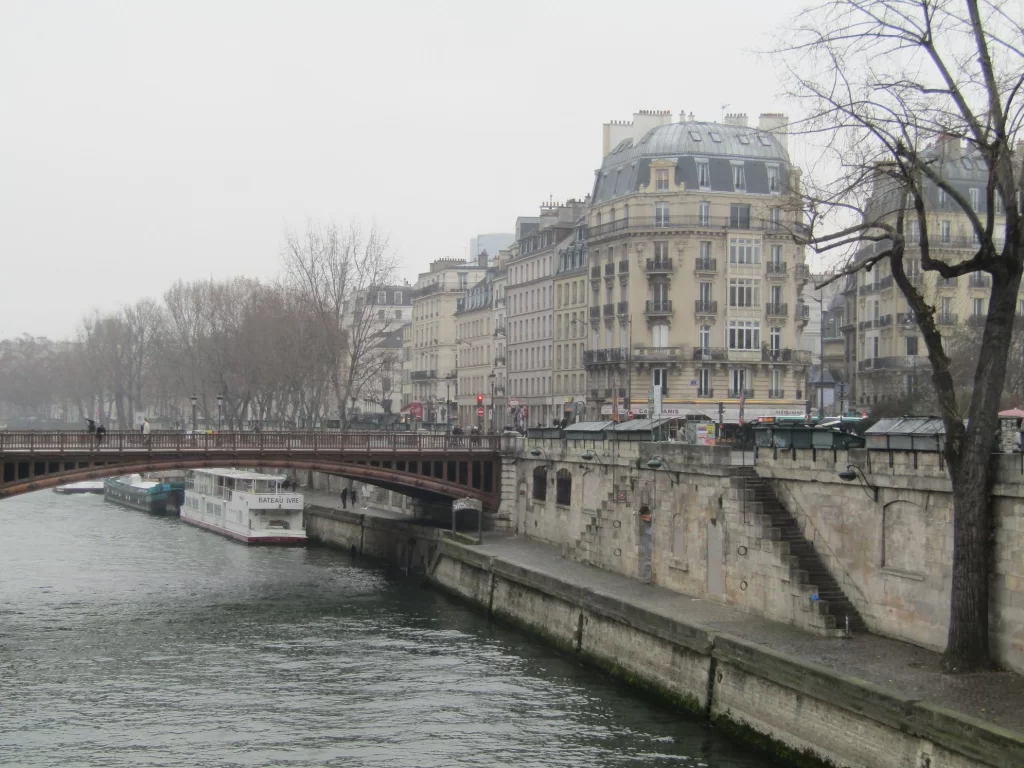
[778,0,1023,669]
[282,222,399,427]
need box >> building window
[973,297,985,317]
[697,160,710,189]
[906,336,919,356]
[729,278,759,307]
[395,310,402,320]
[653,241,669,261]
[653,368,668,395]
[941,220,951,244]
[732,164,746,191]
[698,282,713,304]
[770,326,781,351]
[730,369,747,394]
[729,203,751,229]
[532,466,547,501]
[688,130,703,142]
[699,201,711,225]
[771,369,782,392]
[378,309,385,319]
[908,221,920,243]
[767,166,780,193]
[770,244,782,264]
[699,241,712,259]
[555,469,572,506]
[655,202,670,226]
[938,188,947,208]
[709,130,722,143]
[377,290,386,304]
[995,193,1004,214]
[698,368,712,395]
[699,324,711,349]
[655,168,670,191]
[768,208,781,230]
[969,188,979,211]
[728,320,760,349]
[729,237,761,264]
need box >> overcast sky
[1,0,813,339]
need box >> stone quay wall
[757,446,1024,673]
[429,538,1024,768]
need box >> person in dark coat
[341,487,349,509]
[85,418,96,434]
[95,425,106,444]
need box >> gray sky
[1,0,810,339]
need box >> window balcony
[588,306,601,320]
[645,258,673,275]
[618,259,629,274]
[729,389,756,398]
[410,369,437,381]
[936,312,958,325]
[590,388,600,399]
[604,263,616,277]
[617,300,629,317]
[937,276,958,289]
[602,303,615,318]
[767,389,785,399]
[695,299,718,315]
[766,261,788,278]
[858,356,919,371]
[697,388,715,398]
[794,264,811,282]
[796,304,810,321]
[645,300,673,316]
[693,346,727,361]
[966,313,987,327]
[583,348,628,365]
[765,302,788,317]
[695,257,717,274]
[878,275,894,289]
[877,314,892,327]
[590,265,602,280]
[604,387,627,398]
[969,273,991,288]
[761,347,811,363]
[632,346,683,363]
[896,312,916,326]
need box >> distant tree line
[0,222,399,430]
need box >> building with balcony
[507,200,588,428]
[552,217,589,424]
[454,260,505,429]
[583,109,811,424]
[844,137,1013,408]
[346,285,413,416]
[401,256,489,424]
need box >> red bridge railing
[0,431,502,454]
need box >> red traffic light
[476,394,484,404]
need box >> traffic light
[476,393,484,405]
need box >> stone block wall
[758,447,1024,672]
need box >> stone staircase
[733,466,869,636]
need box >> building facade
[402,258,489,425]
[583,110,811,425]
[507,202,588,428]
[348,285,413,416]
[845,139,1011,408]
[552,217,589,423]
[454,270,499,429]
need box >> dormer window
[938,188,947,208]
[709,131,722,143]
[697,159,710,189]
[738,134,750,145]
[655,168,669,191]
[394,291,402,304]
[767,166,780,193]
[377,290,387,304]
[732,163,746,191]
[689,130,703,142]
[758,135,772,147]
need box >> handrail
[0,431,503,454]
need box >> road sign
[477,406,484,417]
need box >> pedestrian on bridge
[95,425,106,445]
[340,487,349,509]
[85,418,96,434]
[142,418,152,447]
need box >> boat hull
[179,513,306,546]
[103,477,184,514]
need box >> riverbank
[302,498,1024,768]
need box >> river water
[0,492,776,768]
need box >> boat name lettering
[257,495,301,505]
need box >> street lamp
[190,393,197,432]
[838,464,878,501]
[488,370,496,433]
[216,393,224,431]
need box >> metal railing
[617,300,629,316]
[766,302,788,316]
[728,389,756,398]
[693,346,727,361]
[768,389,786,399]
[969,274,992,288]
[585,215,803,239]
[588,307,601,320]
[604,263,616,276]
[695,257,717,273]
[0,431,503,454]
[697,388,715,398]
[590,266,601,279]
[410,370,437,381]
[633,346,683,361]
[936,312,958,325]
[761,347,811,363]
[618,259,630,274]
[645,258,673,273]
[646,300,673,314]
[766,261,788,276]
[796,304,810,320]
[603,303,615,317]
[695,299,718,314]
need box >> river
[0,491,777,767]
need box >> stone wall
[757,446,1024,672]
[512,440,841,635]
[429,538,1023,768]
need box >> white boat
[180,468,306,546]
[53,480,105,495]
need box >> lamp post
[216,393,224,431]
[488,371,496,433]
[190,393,197,433]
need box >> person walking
[340,487,349,509]
[95,424,106,445]
[142,418,152,447]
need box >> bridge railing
[0,431,502,454]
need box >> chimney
[758,112,789,152]
[724,112,748,127]
[935,132,962,161]
[477,249,489,268]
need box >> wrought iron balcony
[617,300,629,316]
[729,389,756,398]
[410,370,437,381]
[603,303,615,317]
[878,275,893,289]
[877,314,892,327]
[590,265,601,279]
[695,299,718,315]
[936,312,958,325]
[645,258,673,274]
[693,346,727,361]
[697,388,715,398]
[969,273,991,288]
[796,304,810,321]
[588,306,601,320]
[766,302,789,317]
[795,264,811,282]
[695,257,717,273]
[618,259,630,274]
[761,347,811,363]
[966,313,987,327]
[583,348,628,365]
[768,389,785,399]
[645,300,673,315]
[632,346,683,362]
[766,261,788,277]
[858,356,920,371]
[604,262,616,276]
[896,312,917,325]
[584,215,806,240]
[937,276,958,289]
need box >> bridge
[0,431,504,506]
